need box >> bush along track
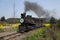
[23,27,48,40]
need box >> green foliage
[0,16,5,21]
[0,28,4,32]
[57,19,60,28]
[22,27,60,40]
[23,27,47,40]
[50,17,56,24]
[12,26,18,31]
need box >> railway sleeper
[4,33,21,40]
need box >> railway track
[0,32,23,40]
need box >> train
[17,12,45,33]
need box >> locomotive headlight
[20,18,24,23]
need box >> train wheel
[17,25,25,33]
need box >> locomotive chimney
[21,12,26,18]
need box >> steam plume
[24,1,49,18]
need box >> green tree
[57,19,60,28]
[1,16,5,21]
[50,17,56,24]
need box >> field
[23,27,60,40]
[0,23,60,40]
[0,23,21,32]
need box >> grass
[56,29,60,40]
[23,27,47,40]
[23,27,60,40]
[0,28,4,32]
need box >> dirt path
[0,28,36,40]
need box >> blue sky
[0,0,60,19]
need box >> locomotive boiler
[17,12,44,33]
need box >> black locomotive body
[17,12,44,33]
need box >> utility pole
[13,0,15,18]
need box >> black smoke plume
[24,1,49,18]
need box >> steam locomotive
[17,12,43,33]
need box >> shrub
[23,27,47,40]
[0,28,4,32]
